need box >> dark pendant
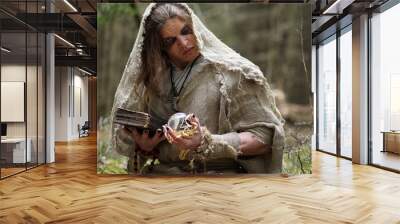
[172,96,179,111]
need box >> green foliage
[282,145,312,175]
[190,3,312,105]
[282,122,313,175]
[98,4,139,28]
[98,4,142,119]
[97,158,128,174]
[97,115,128,174]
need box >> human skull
[166,112,197,137]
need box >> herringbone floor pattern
[1,135,400,223]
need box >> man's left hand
[163,114,203,150]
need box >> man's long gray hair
[137,3,193,96]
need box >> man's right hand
[123,127,165,152]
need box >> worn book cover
[114,108,166,136]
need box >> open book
[114,108,166,137]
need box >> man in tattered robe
[111,3,285,174]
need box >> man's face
[160,17,200,69]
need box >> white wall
[55,67,69,141]
[1,65,39,138]
[75,70,89,139]
[55,67,89,141]
[1,65,26,133]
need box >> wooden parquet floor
[1,167,26,178]
[1,135,400,224]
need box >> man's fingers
[188,115,200,129]
[153,130,166,143]
[167,127,181,144]
[194,116,200,126]
[163,125,197,149]
[158,133,166,141]
[163,126,174,143]
[178,137,199,149]
[167,126,178,139]
[142,129,149,139]
[181,135,192,139]
[186,113,195,124]
[174,136,188,146]
[156,129,164,138]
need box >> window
[339,27,352,158]
[370,2,400,171]
[0,1,47,179]
[317,35,337,154]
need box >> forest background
[97,3,313,175]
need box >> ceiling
[311,0,390,43]
[0,0,97,74]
